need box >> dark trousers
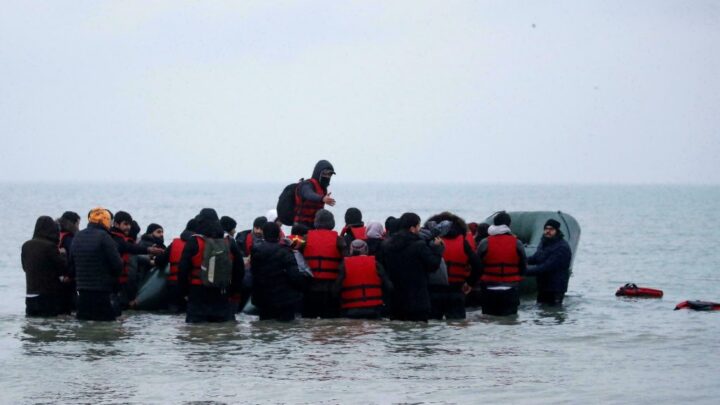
[185,286,236,323]
[302,288,340,319]
[76,290,120,321]
[166,283,187,314]
[258,305,296,322]
[537,291,565,306]
[429,286,467,320]
[341,306,383,319]
[26,294,66,317]
[481,285,520,316]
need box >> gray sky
[1,1,718,184]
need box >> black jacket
[178,233,245,296]
[526,236,572,293]
[70,223,124,292]
[21,216,67,295]
[250,242,305,309]
[378,230,444,315]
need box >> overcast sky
[1,1,718,184]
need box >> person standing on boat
[476,211,527,316]
[525,219,571,306]
[293,160,336,229]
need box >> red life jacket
[341,256,383,309]
[303,229,342,280]
[189,236,234,286]
[465,231,477,251]
[58,231,71,249]
[346,226,368,241]
[245,232,254,256]
[293,178,326,225]
[111,230,132,285]
[481,234,522,284]
[443,235,471,284]
[167,238,185,283]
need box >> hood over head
[366,221,384,239]
[33,216,59,243]
[311,160,335,188]
[195,208,223,238]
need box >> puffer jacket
[71,223,123,292]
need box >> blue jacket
[526,236,571,293]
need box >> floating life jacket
[481,234,521,284]
[167,237,186,283]
[674,300,720,311]
[443,235,470,285]
[615,283,663,298]
[293,178,325,226]
[341,256,383,309]
[111,230,132,285]
[303,229,342,280]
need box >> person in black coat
[526,219,572,305]
[71,208,124,321]
[21,216,68,317]
[377,212,444,322]
[251,222,307,321]
[179,208,245,323]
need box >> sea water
[1,183,719,404]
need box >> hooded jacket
[526,235,572,293]
[378,230,444,315]
[70,223,124,292]
[250,241,305,309]
[21,216,67,295]
[297,160,334,203]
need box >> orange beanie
[88,207,111,229]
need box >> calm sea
[1,183,718,404]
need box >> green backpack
[200,236,233,289]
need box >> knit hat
[350,239,369,256]
[220,216,237,233]
[493,211,511,226]
[544,219,561,230]
[146,223,163,235]
[344,207,362,225]
[88,207,111,229]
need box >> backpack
[277,179,303,226]
[200,237,233,288]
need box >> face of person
[117,221,132,235]
[409,224,421,235]
[543,226,557,238]
[151,228,164,239]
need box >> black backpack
[277,179,302,226]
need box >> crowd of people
[21,160,572,323]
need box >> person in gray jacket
[70,207,123,321]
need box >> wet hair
[253,216,268,229]
[262,222,280,243]
[398,212,421,230]
[115,211,133,225]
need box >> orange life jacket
[443,235,471,284]
[303,229,342,280]
[481,234,522,284]
[341,256,383,309]
[293,178,325,225]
